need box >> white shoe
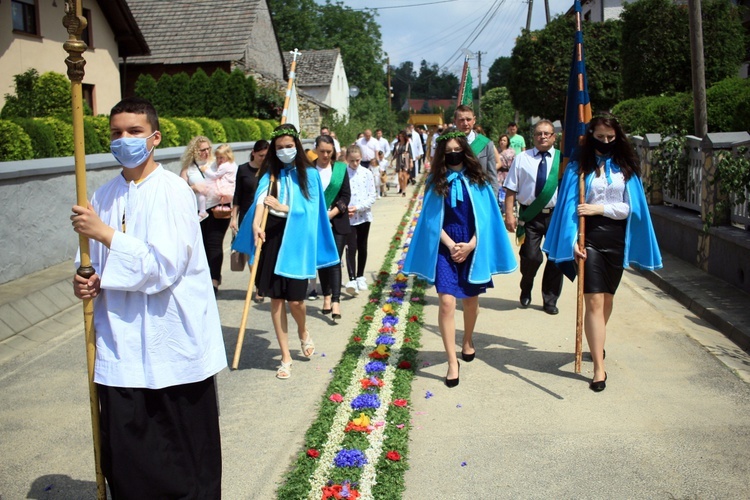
[345,280,359,296]
[356,276,367,291]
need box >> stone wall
[251,72,323,138]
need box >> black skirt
[255,214,308,301]
[584,215,627,294]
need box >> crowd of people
[69,95,662,497]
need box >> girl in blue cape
[543,114,662,392]
[403,130,517,387]
[233,124,339,379]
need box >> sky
[315,0,573,83]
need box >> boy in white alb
[71,97,226,498]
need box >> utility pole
[386,56,392,112]
[544,0,550,23]
[477,51,484,121]
[526,0,534,31]
[688,0,707,137]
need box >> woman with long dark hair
[391,130,413,196]
[403,130,517,387]
[314,135,351,321]
[544,114,662,392]
[232,124,339,379]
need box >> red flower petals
[386,451,401,461]
[307,448,320,458]
[397,361,412,369]
[392,399,408,407]
[329,393,343,403]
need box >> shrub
[193,117,226,143]
[170,117,202,144]
[158,118,181,148]
[39,117,74,156]
[35,72,71,118]
[234,119,252,141]
[83,117,106,154]
[255,119,273,140]
[220,118,241,142]
[239,119,262,141]
[134,74,158,104]
[84,115,111,153]
[12,118,57,158]
[0,120,33,161]
[707,77,750,133]
[613,94,692,135]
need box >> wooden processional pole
[232,49,300,369]
[62,1,106,497]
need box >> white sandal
[276,360,292,379]
[300,332,315,358]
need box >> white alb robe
[80,165,227,389]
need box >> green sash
[470,133,491,157]
[324,161,347,209]
[516,150,560,245]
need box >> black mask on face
[445,151,465,166]
[590,136,616,155]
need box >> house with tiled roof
[1,0,148,115]
[283,49,350,119]
[122,0,285,96]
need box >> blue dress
[435,182,493,298]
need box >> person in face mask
[70,97,226,498]
[544,113,662,393]
[402,129,517,388]
[232,124,339,380]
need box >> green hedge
[0,120,33,160]
[12,118,57,159]
[613,77,750,135]
[158,118,181,148]
[0,114,278,162]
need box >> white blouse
[347,166,377,226]
[586,165,630,220]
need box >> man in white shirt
[503,119,563,315]
[71,97,226,498]
[375,128,391,159]
[356,128,380,168]
[407,123,424,182]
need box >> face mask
[110,131,157,169]
[276,146,297,164]
[590,136,616,155]
[445,151,465,167]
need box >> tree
[486,56,511,91]
[1,69,39,118]
[188,69,211,116]
[508,16,622,119]
[479,87,515,139]
[620,0,744,99]
[267,0,321,54]
[154,73,176,117]
[134,74,158,106]
[170,72,192,117]
[225,69,251,118]
[207,69,232,119]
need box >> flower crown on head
[436,130,467,142]
[271,127,299,140]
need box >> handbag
[230,250,248,271]
[212,204,232,219]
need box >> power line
[352,0,458,10]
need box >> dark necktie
[535,151,549,197]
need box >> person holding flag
[503,120,564,315]
[453,105,499,197]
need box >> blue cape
[543,160,663,281]
[403,175,517,284]
[232,167,339,279]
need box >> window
[82,84,95,115]
[81,8,93,48]
[12,0,38,35]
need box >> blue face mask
[276,146,297,165]
[110,131,157,169]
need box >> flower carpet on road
[277,188,427,499]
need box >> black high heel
[461,343,476,362]
[321,308,332,315]
[589,372,607,392]
[445,361,460,388]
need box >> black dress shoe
[321,308,332,315]
[543,305,559,315]
[520,292,531,308]
[332,312,341,321]
[589,372,607,392]
[461,350,475,362]
[444,362,460,388]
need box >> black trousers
[97,377,222,499]
[519,210,563,307]
[201,210,230,285]
[345,222,371,280]
[319,232,347,303]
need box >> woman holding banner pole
[544,114,662,392]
